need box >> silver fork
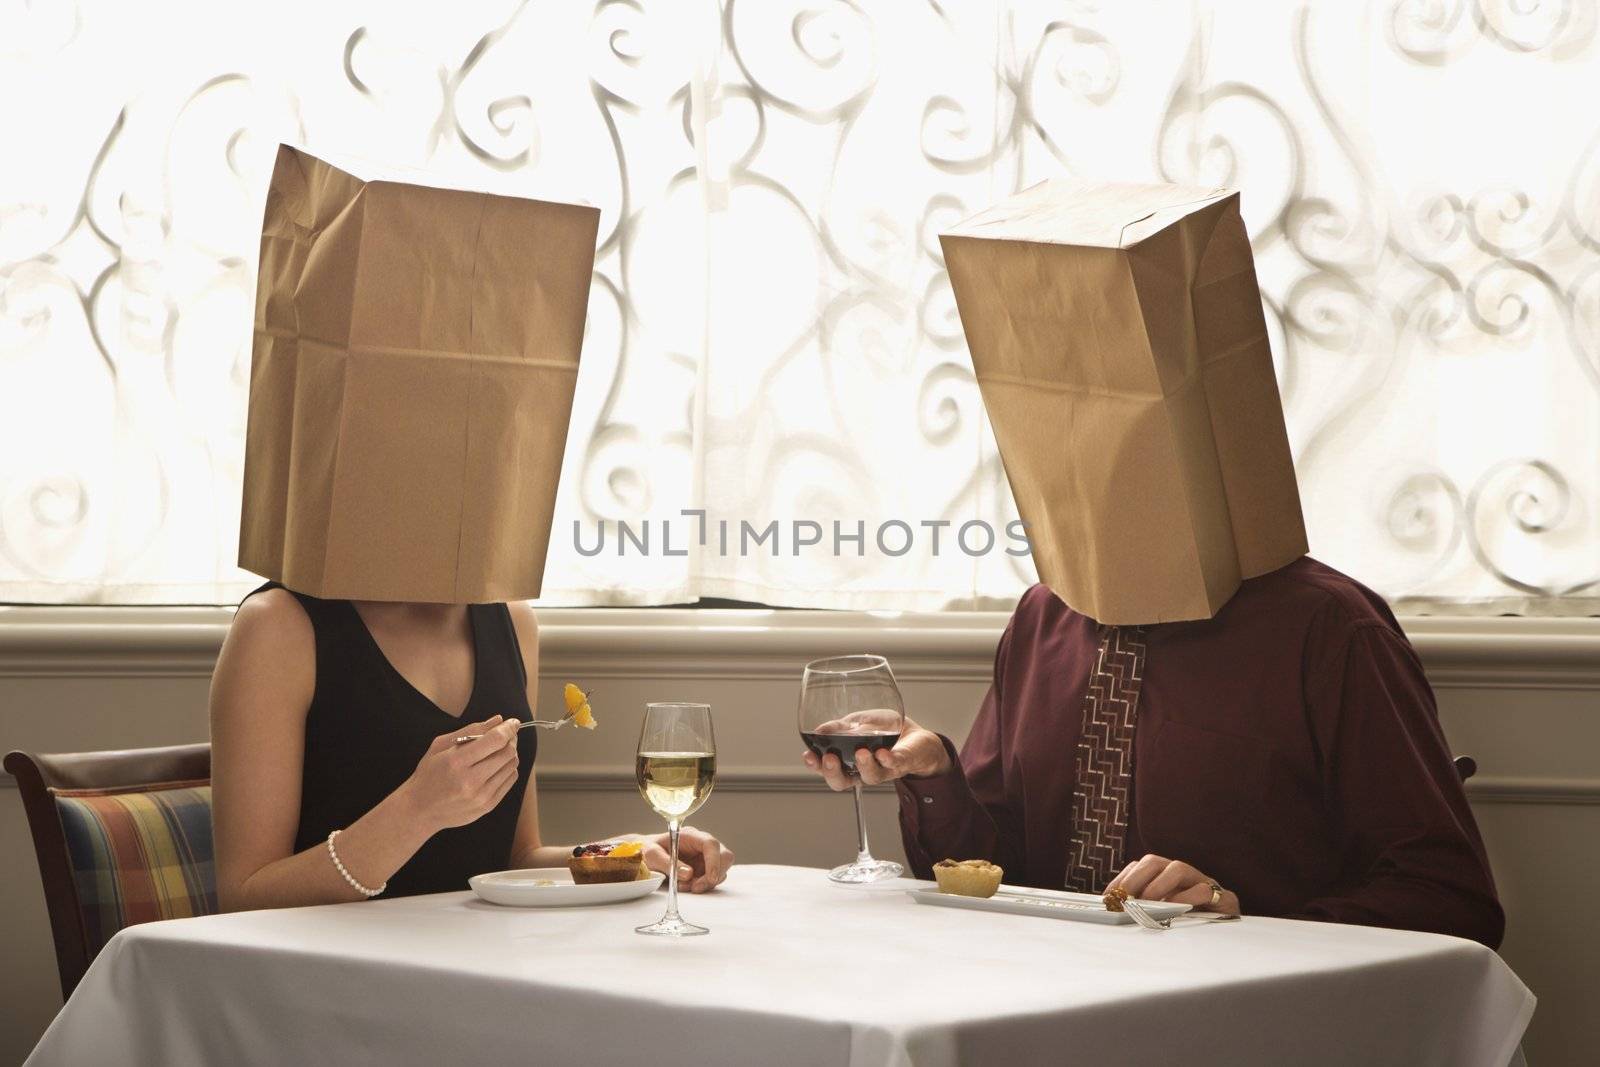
[452,718,569,744]
[1122,897,1173,930]
[1123,898,1241,929]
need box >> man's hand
[613,827,734,893]
[1106,854,1241,915]
[801,715,952,790]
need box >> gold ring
[1207,881,1223,909]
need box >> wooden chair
[4,744,212,999]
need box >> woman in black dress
[210,586,733,908]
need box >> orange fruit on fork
[563,683,597,730]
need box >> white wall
[1,608,1595,1066]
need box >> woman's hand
[401,715,522,833]
[608,827,735,893]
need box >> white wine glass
[635,702,717,937]
[799,654,905,884]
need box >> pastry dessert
[563,683,597,730]
[1102,885,1130,912]
[932,858,1003,898]
[568,841,651,884]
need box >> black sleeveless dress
[242,582,537,897]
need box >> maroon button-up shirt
[896,556,1505,948]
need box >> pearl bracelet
[326,830,386,898]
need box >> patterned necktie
[1063,624,1149,893]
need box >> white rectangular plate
[469,868,664,908]
[908,885,1191,925]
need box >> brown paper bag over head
[240,145,600,602]
[941,179,1307,624]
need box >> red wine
[802,730,901,772]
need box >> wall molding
[1462,776,1600,805]
[532,768,1600,805]
[2,768,1595,805]
[537,768,892,794]
[1,605,1598,689]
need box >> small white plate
[469,868,664,908]
[908,885,1192,925]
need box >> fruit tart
[568,841,651,884]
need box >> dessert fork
[1123,898,1241,929]
[452,718,568,744]
[1122,897,1173,930]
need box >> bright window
[2,1,1596,611]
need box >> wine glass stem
[664,819,683,921]
[851,776,874,864]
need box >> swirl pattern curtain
[2,0,1597,610]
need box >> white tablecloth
[27,865,1532,1067]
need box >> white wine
[636,751,716,820]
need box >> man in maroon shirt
[805,558,1503,947]
[803,180,1503,947]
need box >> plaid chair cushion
[52,780,216,956]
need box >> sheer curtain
[2,0,1596,610]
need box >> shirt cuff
[894,735,970,822]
